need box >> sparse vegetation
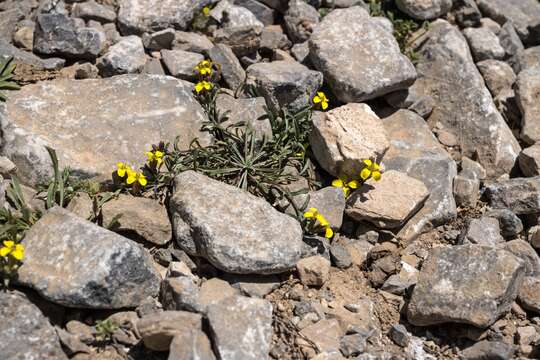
[0,57,19,102]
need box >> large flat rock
[0,75,210,186]
[408,20,520,177]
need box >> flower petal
[313,96,321,103]
[321,101,328,110]
[372,171,381,181]
[363,159,372,167]
[0,247,10,257]
[348,180,358,189]
[138,175,147,186]
[325,226,333,239]
[3,240,14,248]
[332,179,344,188]
[12,246,24,261]
[360,168,371,181]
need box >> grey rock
[389,324,410,347]
[476,60,516,98]
[309,6,416,103]
[408,20,520,177]
[299,318,343,354]
[97,35,146,76]
[213,26,262,57]
[142,29,175,51]
[0,5,24,41]
[17,207,161,308]
[224,274,280,298]
[161,276,203,313]
[484,177,540,215]
[502,239,540,276]
[476,0,540,46]
[72,0,116,23]
[310,103,390,178]
[480,18,502,35]
[222,4,264,29]
[235,0,275,26]
[1,75,209,186]
[73,62,99,79]
[453,0,481,28]
[407,245,525,328]
[384,88,436,118]
[291,41,309,63]
[1,39,65,70]
[460,157,487,180]
[519,144,540,177]
[460,217,504,246]
[453,175,480,207]
[382,110,457,241]
[518,276,540,314]
[143,58,166,75]
[246,60,322,113]
[260,26,291,52]
[516,67,540,145]
[347,170,429,229]
[304,186,346,229]
[207,295,273,360]
[118,0,211,35]
[215,93,272,139]
[170,171,303,274]
[56,327,92,356]
[173,31,213,53]
[136,310,202,351]
[297,255,331,286]
[208,44,245,91]
[13,24,34,51]
[284,0,319,43]
[161,49,203,81]
[485,209,523,239]
[529,225,540,250]
[461,340,515,360]
[0,291,67,360]
[340,333,367,357]
[101,194,172,245]
[169,330,216,360]
[499,22,524,63]
[34,13,106,60]
[396,0,452,20]
[516,46,540,73]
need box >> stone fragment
[208,44,246,91]
[168,330,216,360]
[453,0,481,28]
[461,340,515,360]
[484,177,540,215]
[142,29,175,51]
[97,35,146,76]
[215,93,272,139]
[308,6,416,103]
[284,0,319,43]
[453,175,480,207]
[72,0,117,23]
[476,60,516,98]
[170,171,303,274]
[297,256,331,287]
[17,207,161,308]
[519,144,540,177]
[502,239,540,276]
[161,49,203,81]
[213,26,262,57]
[396,0,452,20]
[518,276,540,314]
[136,311,202,351]
[235,0,275,26]
[407,245,525,328]
[299,319,343,354]
[389,324,410,347]
[463,27,505,61]
[460,217,504,246]
[499,22,524,62]
[516,67,540,145]
[173,31,213,53]
[346,170,429,229]
[485,209,523,239]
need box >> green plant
[0,57,20,102]
[0,177,40,242]
[94,319,118,342]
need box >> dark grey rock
[71,0,117,23]
[340,333,367,357]
[460,217,504,246]
[485,209,523,239]
[453,0,481,28]
[142,29,175,51]
[389,324,410,347]
[17,207,161,308]
[484,177,540,215]
[170,171,304,274]
[499,22,524,63]
[502,239,540,276]
[161,276,203,313]
[208,44,245,91]
[213,26,262,57]
[330,243,352,269]
[407,245,525,328]
[516,67,540,145]
[34,13,106,60]
[284,0,319,43]
[97,35,146,76]
[461,340,515,360]
[173,31,214,53]
[0,39,65,70]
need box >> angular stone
[136,310,202,351]
[396,0,452,20]
[224,274,280,298]
[382,110,457,241]
[0,291,67,360]
[213,26,262,57]
[97,35,147,76]
[222,4,264,29]
[407,245,525,328]
[208,44,246,91]
[299,319,343,354]
[516,46,540,72]
[461,340,515,360]
[235,0,275,26]
[142,29,175,51]
[17,207,161,308]
[13,24,34,51]
[284,0,319,43]
[215,93,272,139]
[173,31,213,53]
[409,20,520,177]
[246,60,322,112]
[461,217,504,246]
[207,295,273,360]
[499,22,524,62]
[519,144,540,177]
[462,27,505,62]
[0,75,209,186]
[476,60,516,104]
[169,330,216,360]
[484,177,540,215]
[453,175,480,207]
[161,49,203,81]
[161,276,203,313]
[486,209,523,239]
[170,171,303,274]
[297,255,331,287]
[453,0,481,28]
[34,13,106,60]
[101,194,172,245]
[72,0,117,23]
[518,276,540,314]
[346,170,429,229]
[118,0,210,35]
[310,103,390,178]
[516,67,540,145]
[476,0,540,46]
[304,186,346,229]
[308,6,416,103]
[502,239,540,276]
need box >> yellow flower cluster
[304,207,333,239]
[313,91,329,111]
[195,60,212,76]
[116,162,147,187]
[145,150,164,167]
[194,60,214,94]
[332,159,382,197]
[202,6,210,16]
[195,81,213,94]
[0,240,24,261]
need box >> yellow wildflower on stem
[116,162,131,178]
[360,159,382,181]
[313,91,329,110]
[195,81,213,94]
[195,60,213,76]
[145,150,164,167]
[332,177,358,197]
[126,169,147,187]
[0,240,24,261]
[202,6,210,16]
[304,207,334,239]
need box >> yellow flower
[126,170,147,187]
[145,150,164,166]
[195,60,212,76]
[360,159,382,181]
[202,6,210,16]
[313,91,329,110]
[116,162,131,177]
[332,177,358,197]
[304,208,333,239]
[195,81,213,94]
[0,240,24,261]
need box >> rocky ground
[1,0,540,359]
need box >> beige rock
[518,276,540,313]
[66,192,94,220]
[299,319,343,354]
[310,103,390,178]
[168,330,216,360]
[198,278,238,310]
[517,68,540,145]
[296,255,331,287]
[101,194,172,245]
[136,310,202,351]
[346,170,429,229]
